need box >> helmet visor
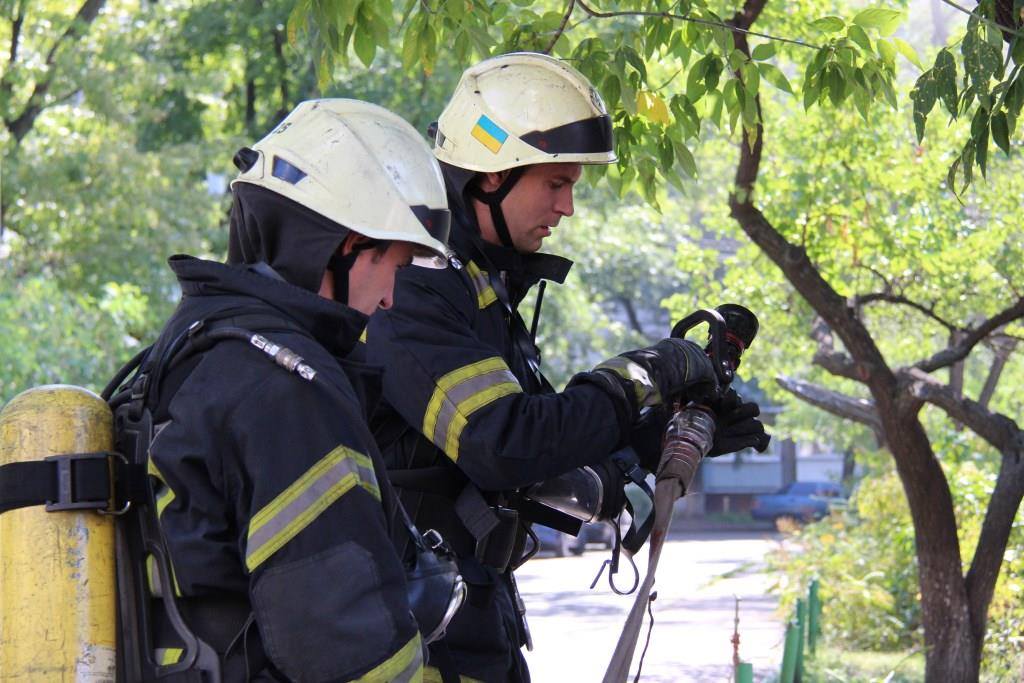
[409,204,452,269]
[520,115,614,156]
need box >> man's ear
[339,232,370,256]
[476,170,511,193]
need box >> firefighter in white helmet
[366,54,769,682]
[132,99,459,681]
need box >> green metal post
[808,579,821,655]
[735,662,753,683]
[780,618,800,683]
[795,598,806,682]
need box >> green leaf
[708,90,724,127]
[972,110,989,177]
[934,49,958,116]
[852,8,903,36]
[876,39,897,70]
[671,139,697,178]
[401,21,420,70]
[622,46,648,80]
[810,16,845,33]
[656,133,674,169]
[991,110,1010,155]
[704,56,723,91]
[910,71,937,141]
[602,74,622,109]
[803,73,821,110]
[758,63,794,94]
[963,27,1002,93]
[1014,36,1024,66]
[825,65,846,105]
[686,59,708,101]
[338,0,360,28]
[353,26,376,67]
[853,85,871,121]
[847,24,873,53]
[893,38,923,70]
[963,140,975,189]
[741,61,760,97]
[751,42,776,61]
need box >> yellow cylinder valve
[0,384,117,681]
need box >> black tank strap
[0,452,147,515]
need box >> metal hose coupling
[657,406,716,497]
[250,334,317,381]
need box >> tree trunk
[725,5,986,675]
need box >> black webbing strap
[513,496,583,536]
[0,452,146,515]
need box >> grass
[801,646,925,682]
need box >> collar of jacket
[168,255,369,358]
[440,162,573,295]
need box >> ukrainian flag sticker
[471,115,508,154]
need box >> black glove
[568,339,717,448]
[599,338,718,409]
[707,388,771,456]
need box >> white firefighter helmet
[433,52,617,173]
[232,99,450,268]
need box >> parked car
[534,520,623,557]
[750,481,845,523]
[533,524,576,557]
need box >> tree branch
[8,0,25,66]
[574,0,819,50]
[977,337,1016,409]
[915,297,1024,373]
[854,292,956,332]
[4,0,106,144]
[617,296,645,336]
[965,449,1024,646]
[897,367,1024,454]
[809,317,862,381]
[776,375,883,437]
[1,0,29,111]
[542,0,575,55]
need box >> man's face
[319,239,415,314]
[477,162,582,253]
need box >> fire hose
[603,304,760,683]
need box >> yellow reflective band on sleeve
[422,357,522,462]
[594,356,661,406]
[245,445,380,571]
[465,261,497,309]
[354,633,423,683]
[155,647,183,665]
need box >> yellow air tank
[0,384,117,681]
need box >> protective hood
[227,183,347,294]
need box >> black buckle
[43,451,123,513]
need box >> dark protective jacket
[148,255,422,682]
[365,166,637,682]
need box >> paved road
[517,530,784,683]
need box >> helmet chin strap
[467,166,527,249]
[326,250,360,304]
[326,239,387,304]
